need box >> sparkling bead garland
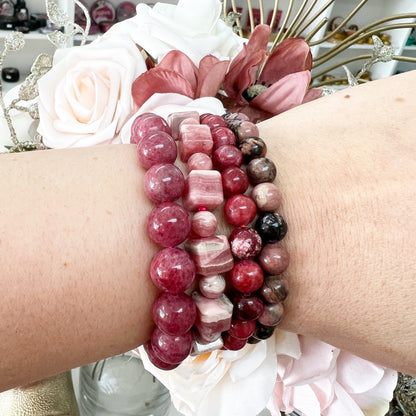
[134,110,290,369]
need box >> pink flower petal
[196,55,229,98]
[226,103,273,124]
[157,50,199,92]
[302,87,323,104]
[251,71,311,115]
[258,38,312,85]
[132,68,195,110]
[323,382,365,416]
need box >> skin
[0,71,415,392]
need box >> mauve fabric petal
[196,55,229,98]
[258,38,313,84]
[226,103,273,124]
[251,71,311,115]
[303,87,323,104]
[132,68,195,110]
[157,50,198,91]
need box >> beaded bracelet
[132,110,289,370]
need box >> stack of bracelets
[131,110,289,370]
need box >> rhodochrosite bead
[191,210,217,237]
[228,318,256,339]
[236,121,259,142]
[222,333,247,350]
[187,152,213,171]
[251,182,282,211]
[137,131,177,169]
[179,124,213,162]
[153,293,196,335]
[230,260,264,293]
[221,166,249,197]
[144,163,185,203]
[131,113,171,144]
[233,293,264,321]
[151,328,193,364]
[147,202,191,247]
[212,145,243,171]
[144,342,179,370]
[150,247,195,294]
[199,274,226,299]
[224,194,257,226]
[200,114,227,130]
[229,227,262,259]
[211,126,236,149]
[167,110,199,139]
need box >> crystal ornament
[4,32,25,52]
[46,0,71,26]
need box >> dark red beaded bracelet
[132,110,290,369]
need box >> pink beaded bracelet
[132,110,289,370]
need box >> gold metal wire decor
[223,0,416,87]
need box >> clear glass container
[79,352,171,416]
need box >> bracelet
[133,111,289,370]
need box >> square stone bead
[183,170,224,212]
[179,124,213,162]
[185,235,234,276]
[168,111,200,140]
[192,292,233,340]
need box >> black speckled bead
[238,137,267,164]
[255,212,288,244]
[252,322,275,340]
[246,157,276,185]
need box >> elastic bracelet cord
[132,110,289,370]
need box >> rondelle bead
[222,333,247,351]
[258,243,290,275]
[255,212,288,244]
[229,227,262,260]
[260,275,289,304]
[131,113,171,144]
[150,247,196,294]
[238,137,267,163]
[224,194,257,226]
[187,152,213,171]
[201,114,227,130]
[144,341,180,370]
[230,260,264,293]
[153,293,196,335]
[151,327,193,364]
[252,322,275,340]
[227,319,256,339]
[199,274,226,299]
[246,157,277,185]
[221,167,249,198]
[137,131,177,169]
[191,210,217,237]
[212,145,243,171]
[144,163,185,203]
[147,202,191,247]
[251,182,282,212]
[233,292,264,321]
[236,121,259,142]
[257,302,284,327]
[211,126,236,149]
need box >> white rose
[37,34,147,148]
[106,0,244,66]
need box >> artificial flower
[37,34,147,148]
[138,331,301,416]
[131,50,229,110]
[267,336,397,416]
[106,0,244,66]
[223,24,322,122]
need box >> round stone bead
[246,157,277,185]
[187,152,213,171]
[150,247,195,294]
[238,137,267,163]
[222,333,247,351]
[201,114,227,130]
[230,260,264,293]
[137,131,177,169]
[260,275,289,304]
[221,167,249,198]
[251,183,282,212]
[151,327,193,364]
[211,126,236,149]
[233,292,264,321]
[212,145,243,171]
[144,164,185,203]
[255,212,288,244]
[224,194,257,226]
[147,202,191,247]
[144,341,180,370]
[153,293,196,335]
[131,113,171,144]
[252,322,275,340]
[199,274,226,299]
[236,121,259,142]
[191,210,217,237]
[229,227,262,260]
[257,302,284,327]
[228,319,256,339]
[258,243,290,275]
